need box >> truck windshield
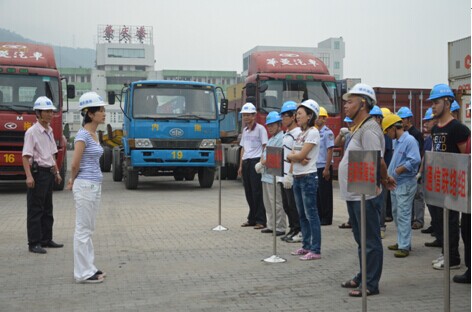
[0,75,59,111]
[133,85,216,119]
[260,80,339,114]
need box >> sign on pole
[266,146,283,177]
[347,150,380,196]
[423,151,471,213]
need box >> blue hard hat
[344,116,353,123]
[427,84,454,101]
[280,101,298,114]
[397,106,413,119]
[423,107,434,121]
[369,105,383,117]
[451,100,460,112]
[265,111,282,125]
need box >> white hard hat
[79,92,107,111]
[342,83,377,105]
[299,99,320,118]
[240,102,256,114]
[33,96,56,111]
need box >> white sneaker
[286,233,302,243]
[432,254,443,265]
[432,259,461,270]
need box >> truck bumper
[130,149,215,167]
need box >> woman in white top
[286,99,321,261]
[67,92,108,283]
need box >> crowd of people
[238,83,471,296]
[21,83,470,291]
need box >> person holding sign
[286,99,322,261]
[382,114,421,258]
[338,83,393,297]
[255,111,287,236]
[427,84,470,272]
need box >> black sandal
[81,272,104,284]
[341,279,359,288]
[338,222,352,229]
[348,288,379,297]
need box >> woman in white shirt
[287,99,322,261]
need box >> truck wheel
[174,173,184,181]
[112,147,123,182]
[219,166,227,180]
[125,170,139,189]
[100,146,112,172]
[226,164,238,180]
[53,156,66,191]
[198,167,215,188]
[184,172,195,181]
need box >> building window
[108,48,145,58]
[334,41,340,49]
[73,112,81,123]
[334,62,340,69]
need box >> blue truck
[109,80,227,189]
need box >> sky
[0,0,470,88]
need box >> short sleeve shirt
[240,123,268,160]
[338,118,385,201]
[283,127,302,176]
[74,128,104,182]
[316,125,335,168]
[22,122,58,167]
[431,119,470,153]
[292,127,320,176]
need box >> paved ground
[0,156,470,311]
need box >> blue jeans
[391,179,417,250]
[293,172,321,254]
[347,195,383,293]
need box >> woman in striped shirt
[67,92,108,284]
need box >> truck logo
[169,128,184,137]
[4,122,17,130]
[16,116,23,121]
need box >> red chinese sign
[215,144,224,166]
[265,146,283,177]
[347,151,379,196]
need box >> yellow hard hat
[380,107,392,117]
[318,106,328,117]
[381,114,402,133]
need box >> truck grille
[150,139,201,149]
[0,131,25,151]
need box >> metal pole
[420,91,424,131]
[443,208,450,312]
[212,165,227,231]
[263,175,286,263]
[361,194,367,312]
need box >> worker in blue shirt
[382,114,421,258]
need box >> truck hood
[129,119,219,139]
[0,112,37,132]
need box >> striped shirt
[283,127,301,176]
[75,128,103,182]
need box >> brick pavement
[0,169,470,312]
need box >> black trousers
[27,171,55,246]
[317,166,333,225]
[461,213,470,274]
[280,183,300,232]
[242,158,266,225]
[430,205,461,265]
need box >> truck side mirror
[108,91,116,105]
[246,96,256,105]
[245,83,256,97]
[220,99,228,115]
[66,85,75,99]
[259,83,268,93]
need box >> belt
[37,166,54,173]
[293,172,317,179]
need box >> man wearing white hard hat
[22,96,64,254]
[338,83,394,297]
[238,103,268,229]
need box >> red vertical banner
[266,146,284,177]
[215,144,223,167]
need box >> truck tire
[112,147,123,182]
[184,172,195,181]
[198,167,215,188]
[53,156,66,191]
[226,164,238,180]
[219,166,227,180]
[125,170,139,189]
[174,173,184,181]
[100,146,112,172]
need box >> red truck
[222,51,343,179]
[0,43,74,189]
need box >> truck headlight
[134,138,153,148]
[199,139,216,149]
